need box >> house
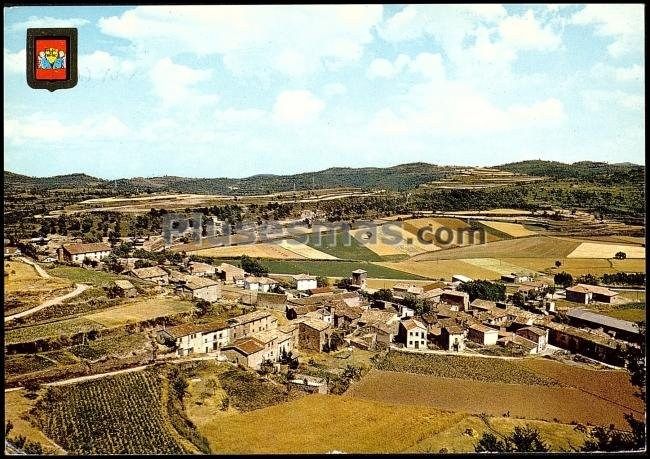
[288,374,328,394]
[176,275,221,302]
[244,276,278,292]
[497,334,539,355]
[131,266,169,285]
[501,272,534,283]
[228,310,277,341]
[515,326,548,352]
[293,273,317,291]
[396,302,415,319]
[304,307,334,325]
[297,317,332,352]
[158,320,230,356]
[216,263,245,284]
[308,286,335,296]
[541,321,625,366]
[223,338,268,370]
[566,284,619,304]
[332,304,363,328]
[286,303,320,320]
[468,298,496,313]
[440,291,470,311]
[419,288,444,302]
[399,318,428,350]
[113,279,137,298]
[517,281,547,297]
[358,309,400,332]
[257,292,288,311]
[468,323,499,346]
[249,328,293,362]
[565,308,640,343]
[188,261,216,277]
[441,325,466,352]
[350,269,367,288]
[3,247,20,260]
[484,308,509,326]
[58,242,111,264]
[391,283,424,299]
[452,274,472,284]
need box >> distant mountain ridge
[4,160,644,196]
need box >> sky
[3,4,645,179]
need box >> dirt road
[4,283,90,323]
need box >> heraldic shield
[26,28,78,91]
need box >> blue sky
[4,4,644,179]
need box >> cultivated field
[31,369,186,454]
[4,261,73,313]
[567,242,646,259]
[348,370,635,428]
[350,226,412,256]
[188,243,302,259]
[304,231,383,261]
[198,394,465,454]
[500,257,646,276]
[478,220,538,238]
[84,297,194,328]
[402,218,501,248]
[272,239,338,259]
[5,317,106,345]
[256,259,426,280]
[459,258,537,276]
[376,259,504,281]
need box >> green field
[303,231,383,261]
[47,265,130,287]
[5,317,106,345]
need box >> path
[17,257,51,279]
[4,283,90,323]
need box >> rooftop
[114,279,135,290]
[469,323,498,334]
[567,308,639,334]
[293,273,317,281]
[402,318,426,331]
[227,337,266,355]
[63,242,111,255]
[182,275,220,290]
[131,266,168,279]
[297,317,331,332]
[228,309,273,325]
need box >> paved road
[17,256,52,279]
[4,283,90,323]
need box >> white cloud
[368,53,444,80]
[8,16,89,31]
[323,83,347,96]
[582,90,644,112]
[98,5,383,77]
[272,90,325,124]
[78,51,137,80]
[214,108,267,124]
[571,4,644,57]
[498,10,561,50]
[592,63,644,83]
[149,58,216,107]
[3,48,25,74]
[5,113,129,144]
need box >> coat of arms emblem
[26,28,77,91]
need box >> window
[409,341,412,346]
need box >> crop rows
[374,351,558,386]
[32,369,185,454]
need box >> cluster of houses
[18,241,642,369]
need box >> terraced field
[567,242,646,259]
[402,218,500,247]
[272,239,338,260]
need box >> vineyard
[373,351,557,386]
[31,369,187,454]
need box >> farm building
[188,261,216,277]
[565,308,641,343]
[452,274,473,284]
[244,276,278,292]
[441,325,466,352]
[113,279,137,298]
[517,281,548,296]
[467,323,499,346]
[293,273,318,291]
[58,242,111,265]
[440,291,470,311]
[228,310,277,341]
[288,374,328,394]
[399,318,428,350]
[418,287,444,302]
[175,275,221,302]
[297,317,332,352]
[515,326,548,353]
[4,246,20,259]
[498,334,539,355]
[468,298,496,312]
[350,269,368,288]
[223,338,268,370]
[131,266,169,285]
[216,263,246,284]
[541,322,625,366]
[501,272,534,283]
[257,292,288,311]
[566,284,619,304]
[159,320,230,356]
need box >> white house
[58,242,111,264]
[244,276,278,292]
[293,273,318,291]
[467,323,499,346]
[160,321,230,356]
[400,318,428,350]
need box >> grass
[68,330,151,360]
[4,390,66,454]
[47,265,129,287]
[599,306,646,322]
[4,261,73,311]
[5,317,106,344]
[84,297,194,328]
[219,369,290,412]
[304,231,383,261]
[197,394,466,453]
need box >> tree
[512,291,526,308]
[475,425,549,452]
[5,420,13,436]
[23,441,43,454]
[259,359,275,375]
[371,288,393,303]
[134,259,155,269]
[240,255,269,276]
[194,299,212,317]
[103,254,123,273]
[458,280,506,302]
[614,251,627,260]
[555,260,562,268]
[316,276,329,287]
[554,271,573,288]
[577,273,599,286]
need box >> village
[5,228,641,382]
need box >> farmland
[304,231,383,261]
[272,239,338,259]
[31,369,186,454]
[46,265,132,287]
[376,259,505,281]
[188,242,301,259]
[197,393,465,454]
[5,317,106,345]
[402,217,501,247]
[348,369,635,428]
[373,351,556,386]
[566,242,646,259]
[84,297,194,328]
[4,261,73,314]
[477,220,538,238]
[501,257,646,276]
[244,259,427,280]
